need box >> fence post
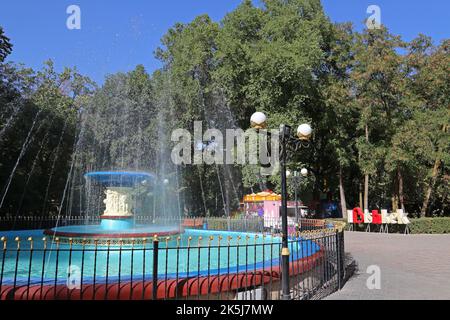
[0,237,7,295]
[340,230,345,281]
[335,231,344,290]
[152,235,159,300]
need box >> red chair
[352,207,364,224]
[372,210,382,225]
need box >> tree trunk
[359,184,363,209]
[358,152,363,209]
[421,124,448,217]
[339,166,347,219]
[397,168,405,212]
[364,125,369,212]
[224,168,231,218]
[364,174,369,212]
[198,166,207,216]
[391,196,398,213]
[421,158,442,217]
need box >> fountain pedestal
[100,187,135,231]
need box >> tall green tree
[215,0,333,199]
[0,26,12,62]
[319,22,359,218]
[0,60,95,215]
[351,27,409,212]
[399,38,450,216]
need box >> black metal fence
[0,216,346,300]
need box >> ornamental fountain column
[101,187,136,231]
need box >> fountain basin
[43,224,182,244]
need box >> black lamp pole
[250,112,312,301]
[280,124,291,300]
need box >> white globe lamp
[297,124,312,141]
[301,168,308,177]
[250,112,267,129]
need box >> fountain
[43,171,182,243]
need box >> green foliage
[0,26,12,62]
[0,59,95,215]
[215,0,329,126]
[409,218,450,234]
[79,65,156,171]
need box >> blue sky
[1,0,448,84]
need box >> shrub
[344,218,450,234]
[409,218,450,234]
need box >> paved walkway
[326,232,450,300]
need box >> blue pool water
[0,229,320,286]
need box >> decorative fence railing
[0,216,346,301]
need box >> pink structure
[264,201,281,229]
[243,191,308,232]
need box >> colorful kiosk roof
[243,191,282,202]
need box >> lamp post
[250,112,312,300]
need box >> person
[257,207,264,217]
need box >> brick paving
[326,231,450,300]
